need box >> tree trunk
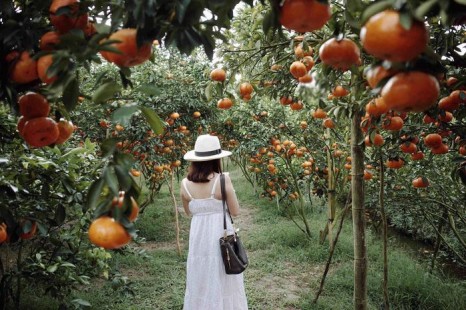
[351,112,367,310]
[379,155,389,309]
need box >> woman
[181,134,248,310]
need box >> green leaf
[62,78,79,112]
[47,264,58,273]
[86,178,105,210]
[205,83,213,101]
[104,167,119,196]
[136,84,162,96]
[361,0,394,25]
[415,0,438,20]
[100,138,117,158]
[139,107,165,134]
[71,298,92,307]
[399,12,413,30]
[453,0,466,5]
[115,165,132,192]
[111,104,139,126]
[92,81,121,104]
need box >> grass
[20,163,466,309]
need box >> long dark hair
[187,159,222,183]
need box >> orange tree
[194,0,466,308]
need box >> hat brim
[183,150,232,162]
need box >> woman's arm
[180,179,191,216]
[224,174,240,216]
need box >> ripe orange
[40,31,61,50]
[411,151,425,161]
[332,85,349,97]
[412,177,429,188]
[17,116,28,137]
[279,0,331,33]
[365,65,398,89]
[8,51,39,84]
[365,133,384,147]
[323,118,335,128]
[49,0,88,34]
[365,97,388,117]
[294,43,313,58]
[0,224,7,244]
[363,170,373,180]
[88,216,131,249]
[431,143,449,155]
[37,54,58,84]
[438,96,460,111]
[459,146,466,156]
[55,119,74,144]
[424,133,442,148]
[319,38,361,71]
[400,142,417,154]
[360,10,428,62]
[381,71,439,112]
[100,28,152,67]
[22,117,59,147]
[313,108,327,119]
[239,82,253,97]
[193,111,201,118]
[290,101,304,110]
[217,98,233,110]
[382,116,404,131]
[210,68,226,82]
[289,61,307,79]
[438,111,453,123]
[301,56,315,71]
[386,158,404,169]
[18,92,50,119]
[298,73,312,83]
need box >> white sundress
[182,173,248,310]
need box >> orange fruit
[49,0,88,34]
[386,158,404,169]
[37,54,58,84]
[210,68,226,82]
[298,73,312,83]
[9,51,38,84]
[431,143,449,155]
[365,133,384,147]
[100,28,152,67]
[301,56,315,71]
[217,98,233,110]
[0,224,7,244]
[412,177,429,188]
[55,119,74,144]
[312,108,327,119]
[279,0,331,33]
[332,85,349,97]
[381,71,439,112]
[294,43,313,58]
[360,10,428,62]
[382,116,404,131]
[239,82,253,97]
[424,133,442,148]
[39,31,61,50]
[88,216,131,249]
[17,116,28,137]
[290,101,304,110]
[319,38,361,71]
[438,96,460,111]
[128,197,140,222]
[22,117,59,147]
[193,111,201,118]
[411,151,425,161]
[365,97,389,117]
[400,142,417,154]
[365,65,398,89]
[18,92,50,119]
[323,118,335,128]
[289,61,307,79]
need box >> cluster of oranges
[88,191,139,250]
[17,92,74,147]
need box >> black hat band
[195,149,222,157]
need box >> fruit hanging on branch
[319,38,361,71]
[360,10,428,62]
[381,71,440,113]
[100,28,152,67]
[279,0,331,33]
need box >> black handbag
[219,174,248,274]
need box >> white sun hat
[183,134,232,162]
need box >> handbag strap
[220,173,234,234]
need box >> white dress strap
[182,178,193,199]
[210,174,221,198]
